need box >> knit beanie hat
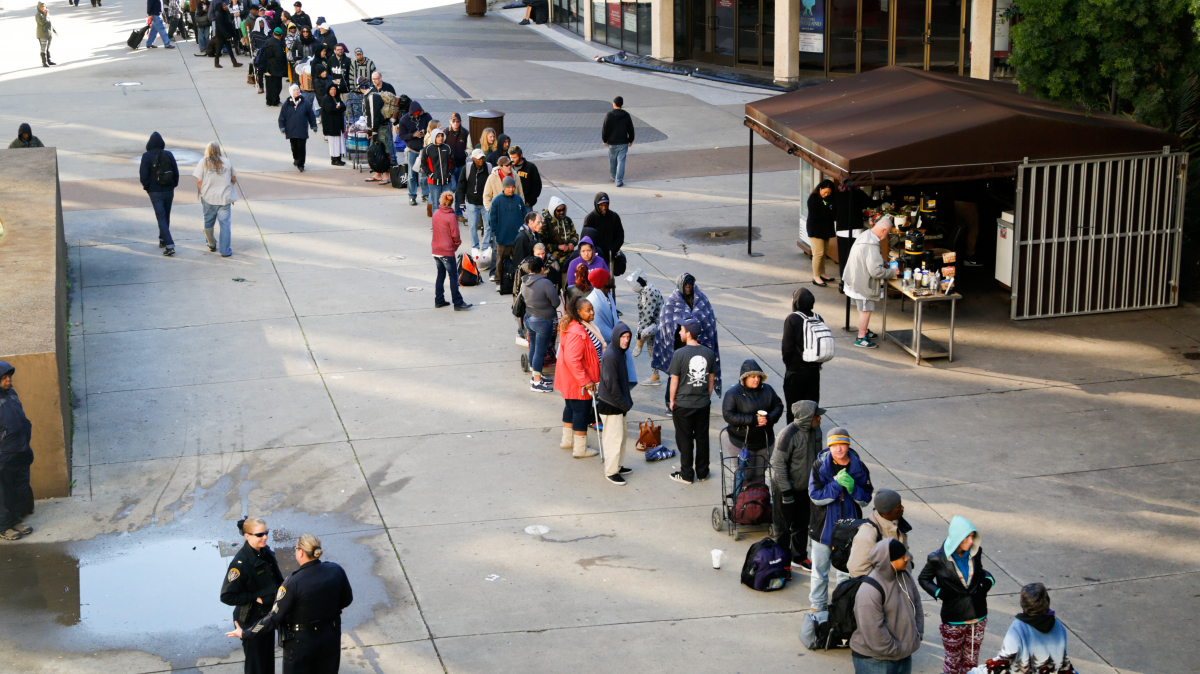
[502,176,516,189]
[827,427,851,446]
[874,489,902,515]
[588,267,610,290]
[888,539,907,562]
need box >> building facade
[551,0,1003,81]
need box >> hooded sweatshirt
[9,123,44,149]
[781,287,821,371]
[770,400,822,497]
[849,538,924,661]
[918,515,995,624]
[843,225,897,301]
[991,611,1073,674]
[721,359,783,451]
[139,132,179,193]
[485,133,510,166]
[540,196,579,265]
[651,273,723,395]
[564,236,609,287]
[582,192,624,264]
[0,362,34,459]
[625,268,664,341]
[597,322,634,415]
[398,100,432,152]
[422,130,453,186]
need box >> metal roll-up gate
[1011,151,1188,320]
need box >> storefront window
[552,0,583,36]
[592,1,651,55]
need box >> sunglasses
[246,530,269,538]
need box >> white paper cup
[711,549,722,569]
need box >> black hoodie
[485,133,511,165]
[781,288,819,372]
[583,192,624,265]
[397,100,431,152]
[597,322,633,415]
[9,123,44,149]
[138,132,179,193]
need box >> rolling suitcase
[127,25,150,50]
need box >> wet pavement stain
[0,467,391,671]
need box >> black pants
[283,622,341,674]
[243,625,275,674]
[783,368,820,423]
[289,138,307,168]
[672,404,710,482]
[772,488,810,562]
[837,235,854,278]
[0,454,34,530]
[265,75,283,105]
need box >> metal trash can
[465,0,486,16]
[468,109,504,149]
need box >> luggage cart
[711,428,774,541]
[346,130,370,172]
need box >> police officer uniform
[221,539,284,673]
[242,556,354,674]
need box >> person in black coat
[260,28,287,106]
[328,43,352,94]
[0,362,35,541]
[721,358,783,490]
[780,287,821,419]
[320,84,346,166]
[919,516,996,674]
[210,0,241,67]
[139,131,180,255]
[582,192,624,270]
[225,533,353,673]
[278,84,317,171]
[601,96,634,186]
[220,517,284,674]
[509,145,542,208]
[807,179,837,285]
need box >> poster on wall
[798,0,824,53]
[608,1,621,27]
[994,0,1012,55]
[623,3,636,31]
[594,0,605,24]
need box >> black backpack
[829,518,880,573]
[498,257,516,295]
[825,575,884,649]
[152,150,176,187]
[367,140,391,174]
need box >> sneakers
[518,18,530,24]
[606,473,626,485]
[457,215,468,224]
[515,335,529,347]
[697,474,710,482]
[632,339,643,357]
[865,330,878,339]
[1,528,22,541]
[421,194,428,203]
[669,471,693,485]
[409,196,418,206]
[617,466,632,475]
[642,375,661,386]
[530,378,553,393]
[854,337,878,348]
[163,247,176,257]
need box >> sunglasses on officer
[245,530,269,538]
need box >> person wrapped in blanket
[624,268,664,386]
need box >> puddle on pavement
[0,468,389,671]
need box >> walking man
[146,0,176,48]
[667,319,715,485]
[139,131,180,256]
[601,95,634,187]
[278,84,317,172]
[0,362,36,541]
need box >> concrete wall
[970,0,995,79]
[0,147,72,498]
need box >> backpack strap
[860,575,884,603]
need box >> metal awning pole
[748,126,762,257]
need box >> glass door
[828,0,858,74]
[736,0,774,67]
[859,0,889,72]
[713,0,737,65]
[892,0,926,68]
[927,0,964,73]
[828,0,890,74]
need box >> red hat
[588,267,610,289]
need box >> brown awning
[745,66,1181,186]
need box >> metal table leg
[914,300,923,364]
[882,288,888,337]
[949,297,956,362]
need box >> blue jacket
[139,132,179,193]
[278,94,317,139]
[0,362,33,459]
[807,447,873,545]
[487,192,529,246]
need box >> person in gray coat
[850,538,924,674]
[842,216,897,349]
[770,400,823,570]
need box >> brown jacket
[847,509,911,578]
[482,165,523,210]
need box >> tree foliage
[1009,0,1200,130]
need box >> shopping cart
[711,428,774,541]
[346,130,370,172]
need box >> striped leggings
[39,37,51,56]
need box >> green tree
[1009,0,1200,130]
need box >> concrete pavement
[1,0,1199,672]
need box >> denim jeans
[524,315,555,374]
[406,149,427,199]
[434,255,465,306]
[809,540,849,611]
[608,143,628,184]
[201,200,232,256]
[428,183,449,212]
[447,169,461,214]
[851,655,912,674]
[196,25,210,52]
[146,15,171,47]
[465,203,490,251]
[149,191,175,247]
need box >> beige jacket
[482,166,523,210]
[846,509,911,578]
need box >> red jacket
[554,321,601,400]
[431,204,461,257]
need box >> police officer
[225,532,353,673]
[220,516,284,673]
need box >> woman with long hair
[319,84,346,166]
[476,127,498,155]
[807,179,837,286]
[554,297,603,459]
[192,141,239,256]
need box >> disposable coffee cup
[711,549,722,569]
[757,410,767,417]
